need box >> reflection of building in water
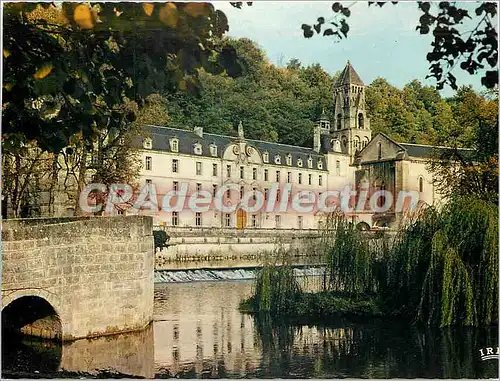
[154,281,260,376]
[60,324,154,378]
[154,281,359,377]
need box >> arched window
[336,114,342,130]
[419,177,424,193]
[377,142,382,160]
[358,113,364,129]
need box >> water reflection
[154,280,498,379]
[2,324,154,378]
[2,280,498,378]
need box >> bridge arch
[2,290,62,340]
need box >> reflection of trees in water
[252,317,498,378]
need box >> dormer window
[275,155,281,165]
[297,158,303,167]
[143,137,152,149]
[286,154,292,166]
[307,157,313,168]
[317,160,323,170]
[210,144,217,157]
[263,151,269,163]
[193,143,202,155]
[170,138,179,152]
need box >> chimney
[194,126,203,138]
[313,124,321,153]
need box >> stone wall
[154,228,323,269]
[2,216,154,341]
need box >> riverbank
[240,291,384,322]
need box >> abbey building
[136,62,459,230]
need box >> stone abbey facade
[136,62,457,230]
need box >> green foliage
[322,214,377,295]
[249,245,302,316]
[384,197,499,327]
[245,198,498,328]
[2,2,244,153]
[301,2,498,90]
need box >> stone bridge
[1,216,154,341]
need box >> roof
[139,125,328,171]
[336,61,364,87]
[399,142,475,160]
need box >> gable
[356,133,407,164]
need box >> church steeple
[330,61,371,162]
[335,60,365,87]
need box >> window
[146,179,152,184]
[298,173,302,184]
[172,212,179,226]
[117,209,124,215]
[193,143,202,155]
[286,154,292,166]
[143,138,152,149]
[419,177,424,193]
[263,151,269,163]
[196,183,202,192]
[225,213,231,227]
[252,167,257,180]
[297,216,303,229]
[275,215,281,228]
[287,172,291,183]
[226,189,231,198]
[264,169,269,181]
[336,114,342,130]
[297,158,303,167]
[212,184,217,197]
[276,170,280,182]
[251,214,257,228]
[378,143,382,159]
[317,160,323,170]
[319,175,323,186]
[170,138,179,152]
[212,163,218,177]
[145,156,152,171]
[276,189,280,202]
[173,181,179,191]
[240,186,244,199]
[308,174,312,185]
[275,155,281,164]
[264,188,268,200]
[252,187,257,201]
[336,160,340,176]
[172,159,179,173]
[240,166,244,179]
[358,113,364,128]
[226,165,231,178]
[196,162,202,175]
[195,212,202,227]
[210,144,217,157]
[307,157,313,168]
[353,139,359,151]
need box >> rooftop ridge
[399,142,474,150]
[146,124,318,152]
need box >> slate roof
[140,125,328,171]
[336,61,364,87]
[399,142,475,160]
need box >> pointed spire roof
[336,60,364,87]
[319,107,329,121]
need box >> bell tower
[330,61,371,162]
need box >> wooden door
[236,209,247,229]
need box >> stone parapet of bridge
[2,216,154,341]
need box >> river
[2,276,498,378]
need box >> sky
[215,1,491,97]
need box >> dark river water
[2,279,499,378]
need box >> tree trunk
[74,144,88,216]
